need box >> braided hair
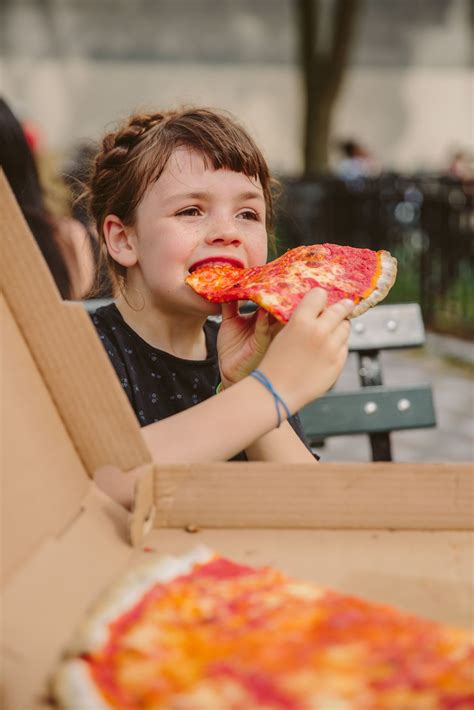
[85,108,276,292]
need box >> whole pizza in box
[185,243,397,323]
[53,548,473,709]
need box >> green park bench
[299,303,437,461]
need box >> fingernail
[342,299,354,307]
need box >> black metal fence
[275,174,474,339]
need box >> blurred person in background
[0,97,95,300]
[62,141,113,297]
[447,150,473,183]
[335,138,379,182]
[63,142,98,229]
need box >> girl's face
[127,147,268,316]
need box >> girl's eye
[177,207,201,217]
[238,210,259,221]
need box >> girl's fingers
[290,289,354,331]
[269,318,285,339]
[256,306,269,323]
[220,302,239,321]
[254,308,270,337]
[331,318,352,348]
[316,298,354,331]
[291,288,328,320]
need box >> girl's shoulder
[89,303,125,343]
[90,301,119,325]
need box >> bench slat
[300,385,436,439]
[349,303,426,351]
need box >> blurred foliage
[275,174,474,339]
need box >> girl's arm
[244,421,317,462]
[216,302,316,462]
[216,293,351,464]
[97,291,352,507]
[141,374,295,463]
[142,289,351,463]
[96,375,288,509]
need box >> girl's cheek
[253,233,268,264]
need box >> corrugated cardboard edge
[0,170,151,476]
[153,462,474,530]
[130,465,157,546]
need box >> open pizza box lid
[1,170,473,709]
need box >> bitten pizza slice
[185,243,397,322]
[53,548,474,710]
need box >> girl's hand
[258,289,353,411]
[217,302,283,387]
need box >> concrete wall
[1,0,472,174]
[0,59,303,174]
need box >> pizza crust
[51,547,213,708]
[64,546,212,656]
[350,251,398,318]
[53,659,110,710]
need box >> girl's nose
[205,222,242,247]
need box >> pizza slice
[53,548,474,710]
[185,243,397,322]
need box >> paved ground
[316,338,473,464]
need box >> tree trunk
[304,72,333,174]
[297,0,360,175]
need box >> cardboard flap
[153,462,474,530]
[2,486,134,710]
[0,170,150,476]
[1,295,90,582]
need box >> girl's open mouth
[188,257,245,273]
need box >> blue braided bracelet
[249,369,291,428]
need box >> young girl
[86,108,353,502]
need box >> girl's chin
[187,293,221,316]
[202,301,221,316]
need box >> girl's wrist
[253,364,302,415]
[217,371,293,430]
[248,369,292,427]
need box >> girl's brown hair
[85,107,277,292]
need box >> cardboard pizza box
[1,169,473,709]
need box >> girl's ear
[103,215,138,268]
